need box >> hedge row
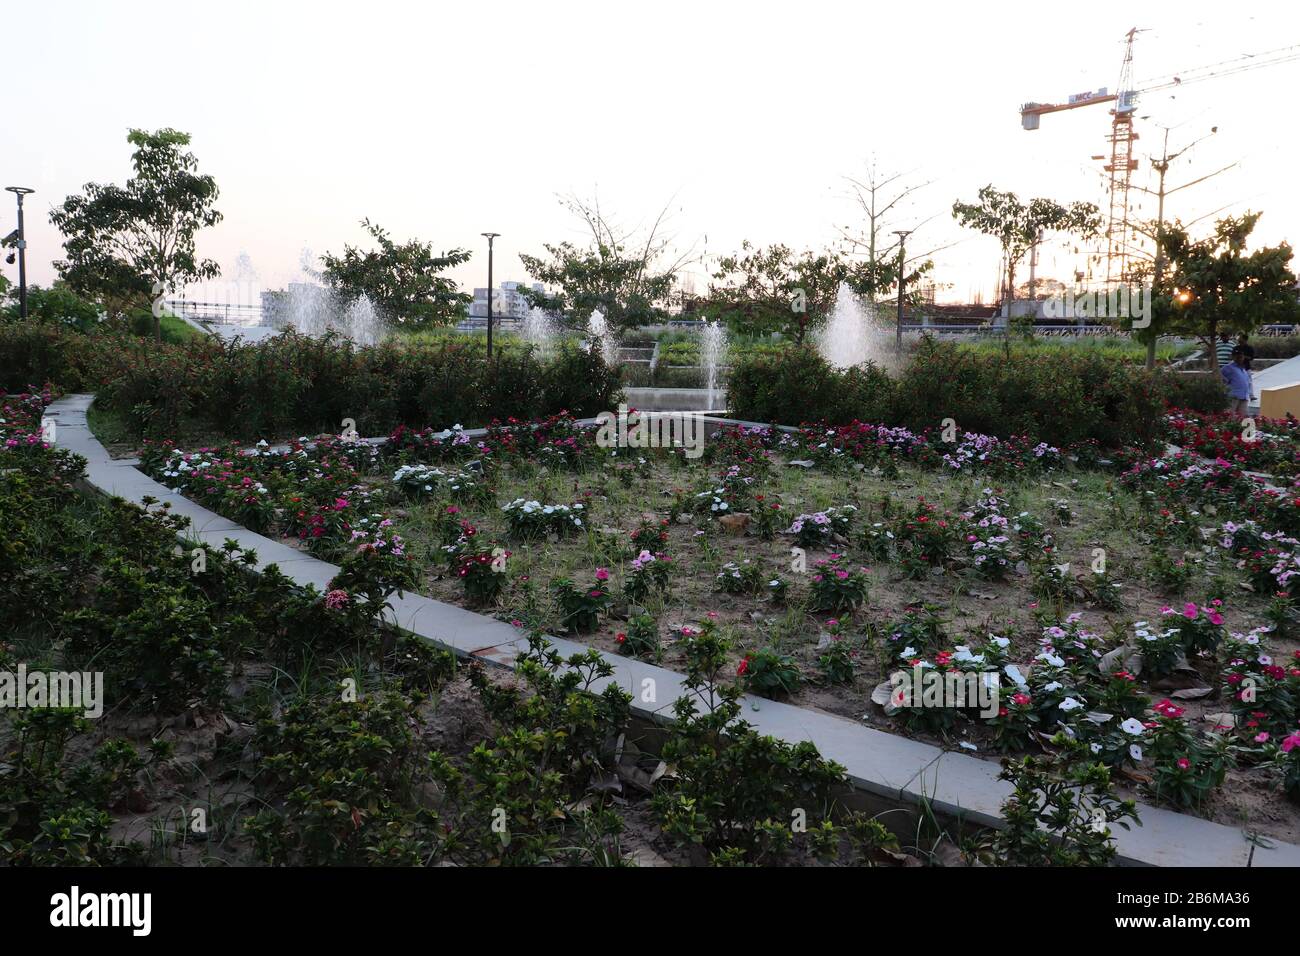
[728,340,1229,449]
[0,322,623,439]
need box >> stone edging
[44,394,1300,867]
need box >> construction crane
[1020,31,1300,285]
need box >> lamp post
[892,230,912,353]
[6,186,35,320]
[481,232,500,359]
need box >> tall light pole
[481,232,500,359]
[892,230,911,353]
[1132,126,1227,369]
[6,186,35,320]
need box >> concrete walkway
[43,394,1300,867]
[1247,353,1300,415]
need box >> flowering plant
[1144,699,1233,809]
[624,550,673,603]
[553,572,612,633]
[1163,600,1226,657]
[808,554,869,613]
[738,649,802,699]
[617,614,660,660]
[892,498,957,579]
[785,505,857,548]
[501,498,586,540]
[715,559,765,595]
[444,534,508,605]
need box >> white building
[465,280,545,324]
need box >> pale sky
[4,1,1299,306]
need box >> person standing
[1221,347,1254,417]
[1237,332,1256,369]
[1215,333,1235,369]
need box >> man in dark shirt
[1237,333,1256,369]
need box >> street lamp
[892,230,912,353]
[5,186,35,320]
[481,232,500,359]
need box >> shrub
[994,734,1139,866]
[1163,371,1228,415]
[727,347,894,425]
[892,339,1167,449]
[0,324,622,439]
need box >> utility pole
[1132,126,1229,369]
[481,232,500,359]
[5,186,34,319]
[893,230,911,354]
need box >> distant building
[260,282,324,328]
[465,281,544,325]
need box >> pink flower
[1282,733,1300,753]
[1176,757,1191,770]
[1207,611,1224,626]
[1254,732,1270,743]
[595,567,610,581]
[324,589,350,610]
[1182,602,1198,619]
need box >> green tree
[703,242,848,343]
[519,194,689,331]
[1,282,101,331]
[50,128,222,339]
[952,185,1101,328]
[319,220,471,328]
[838,161,938,301]
[1157,212,1299,372]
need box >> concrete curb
[44,394,1300,867]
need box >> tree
[51,128,222,339]
[703,242,848,343]
[838,160,941,301]
[519,193,692,331]
[1157,212,1299,372]
[320,220,471,328]
[952,186,1101,327]
[1,282,101,330]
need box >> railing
[165,300,265,326]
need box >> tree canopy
[1156,212,1299,370]
[702,242,849,343]
[952,185,1101,315]
[50,128,222,337]
[320,220,471,328]
[519,194,690,331]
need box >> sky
[4,1,1299,307]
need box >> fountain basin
[622,386,728,413]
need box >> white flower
[1129,744,1144,762]
[900,646,918,659]
[1090,742,1102,754]
[1044,681,1063,692]
[1059,696,1083,712]
[992,636,1010,649]
[1121,717,1146,736]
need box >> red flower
[737,656,750,677]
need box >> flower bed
[122,410,1300,845]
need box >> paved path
[43,394,1300,867]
